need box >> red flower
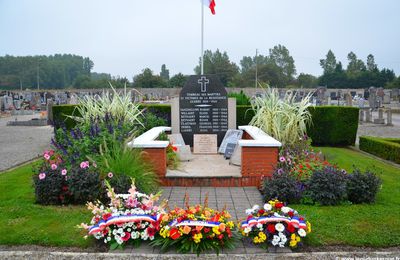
[218,234,224,240]
[287,223,295,233]
[102,213,112,221]
[275,202,283,209]
[122,232,131,241]
[172,146,178,152]
[258,209,265,215]
[62,185,68,191]
[147,227,156,237]
[203,227,211,233]
[299,217,304,221]
[226,227,232,238]
[288,211,294,217]
[267,224,275,233]
[170,228,181,240]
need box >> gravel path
[356,112,400,144]
[0,114,53,172]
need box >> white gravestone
[193,134,217,154]
[218,129,243,154]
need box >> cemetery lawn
[0,162,91,247]
[295,147,400,247]
[0,148,399,248]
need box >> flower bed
[80,180,164,249]
[150,204,237,255]
[240,200,311,249]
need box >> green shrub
[346,168,381,204]
[139,104,171,126]
[306,166,347,205]
[307,106,359,146]
[140,112,167,135]
[67,164,102,204]
[236,105,254,127]
[228,90,251,105]
[359,136,400,164]
[52,104,80,130]
[262,172,304,204]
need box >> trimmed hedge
[359,136,400,164]
[53,104,360,147]
[307,106,359,146]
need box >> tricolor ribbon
[241,215,307,229]
[169,219,221,228]
[88,214,162,235]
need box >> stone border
[127,126,171,148]
[238,126,281,147]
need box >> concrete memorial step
[168,133,193,161]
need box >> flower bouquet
[79,180,164,249]
[150,203,237,255]
[239,200,311,249]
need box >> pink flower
[107,172,113,178]
[51,164,58,170]
[80,161,89,169]
[44,154,50,160]
[125,197,138,208]
[39,173,46,180]
[61,169,68,176]
[279,156,286,162]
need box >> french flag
[202,0,216,15]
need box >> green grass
[294,147,400,247]
[0,162,91,247]
[0,147,399,248]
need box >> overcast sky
[1,0,399,79]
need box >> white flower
[252,205,260,211]
[127,228,131,232]
[244,227,252,233]
[278,242,285,247]
[256,223,263,229]
[272,235,280,243]
[275,223,285,232]
[272,240,279,246]
[298,228,307,237]
[118,228,123,234]
[263,203,272,211]
[107,237,111,241]
[281,206,291,214]
[245,209,253,215]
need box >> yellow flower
[306,221,312,233]
[258,232,266,241]
[219,216,225,222]
[291,233,296,240]
[227,221,234,229]
[253,236,260,244]
[296,236,301,242]
[224,212,231,219]
[193,233,203,243]
[241,230,248,237]
[289,240,297,247]
[187,214,195,220]
[212,226,221,235]
[268,200,276,207]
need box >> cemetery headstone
[374,108,385,124]
[369,87,377,109]
[386,109,393,126]
[193,134,217,154]
[180,75,228,146]
[218,129,243,154]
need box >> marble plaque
[193,134,217,154]
[218,129,243,154]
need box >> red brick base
[142,148,167,177]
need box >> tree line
[1,47,399,90]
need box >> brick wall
[241,146,278,184]
[142,148,167,177]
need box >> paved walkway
[0,114,53,172]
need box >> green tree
[297,73,318,88]
[160,64,170,81]
[194,49,239,86]
[346,51,366,76]
[366,54,378,72]
[169,73,187,88]
[268,44,296,83]
[385,76,400,89]
[320,50,337,74]
[133,68,167,88]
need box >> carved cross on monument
[197,76,209,92]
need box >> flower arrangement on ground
[150,200,237,255]
[79,180,164,250]
[239,200,311,249]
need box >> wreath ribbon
[241,216,307,229]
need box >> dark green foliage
[140,112,167,134]
[228,90,251,105]
[67,166,102,204]
[52,105,80,130]
[262,172,303,204]
[347,168,382,204]
[139,104,171,126]
[359,136,400,164]
[307,106,359,146]
[107,174,132,194]
[306,167,348,205]
[236,105,255,127]
[33,166,69,205]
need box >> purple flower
[277,168,284,174]
[341,169,347,174]
[39,173,46,180]
[279,156,286,162]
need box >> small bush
[306,166,347,205]
[140,112,167,134]
[107,174,132,194]
[359,136,400,164]
[262,171,304,204]
[347,168,382,204]
[67,164,102,204]
[33,166,69,205]
[228,90,251,105]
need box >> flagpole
[201,1,204,75]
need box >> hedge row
[359,136,400,164]
[307,106,359,146]
[52,104,359,146]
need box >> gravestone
[316,87,327,105]
[180,75,228,146]
[369,87,377,109]
[218,129,243,154]
[374,108,385,124]
[345,93,353,106]
[193,134,217,154]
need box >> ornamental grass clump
[240,200,311,249]
[249,87,313,145]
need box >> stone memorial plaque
[218,129,243,154]
[180,75,228,146]
[224,143,236,159]
[193,134,217,154]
